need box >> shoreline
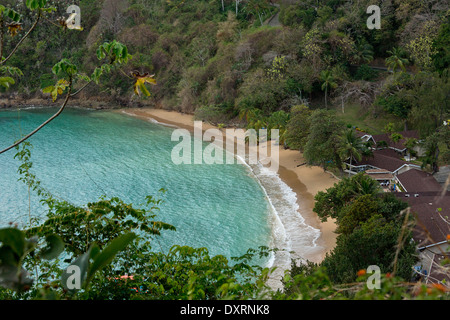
[118,107,338,264]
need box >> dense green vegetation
[2,0,449,169]
[0,0,449,301]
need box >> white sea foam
[240,158,322,291]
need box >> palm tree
[267,110,290,147]
[246,108,267,131]
[385,47,409,73]
[238,103,258,123]
[353,40,374,64]
[244,0,271,26]
[421,133,440,174]
[320,70,338,109]
[340,129,365,177]
[404,137,418,159]
[351,173,381,195]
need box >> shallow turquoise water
[0,108,272,260]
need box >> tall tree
[320,69,338,109]
[385,47,409,73]
[340,129,364,177]
[304,109,345,172]
[285,104,312,151]
[421,132,440,174]
[244,0,271,26]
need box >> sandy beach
[118,107,339,264]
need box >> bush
[194,104,231,125]
[354,64,378,81]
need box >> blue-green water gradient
[0,108,272,260]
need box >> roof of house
[397,169,443,193]
[355,130,373,140]
[371,130,420,151]
[354,149,410,173]
[394,191,450,247]
[364,169,394,180]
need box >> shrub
[354,64,378,81]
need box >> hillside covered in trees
[2,0,449,166]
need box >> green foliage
[303,109,346,170]
[25,0,48,11]
[279,4,316,29]
[0,76,14,88]
[313,173,382,223]
[432,20,450,73]
[88,245,272,300]
[354,64,378,81]
[0,5,22,23]
[340,128,365,175]
[194,104,232,125]
[0,225,136,299]
[0,227,52,293]
[385,48,409,73]
[284,104,311,151]
[60,232,137,295]
[375,94,410,120]
[278,261,336,300]
[315,174,416,285]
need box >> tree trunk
[433,147,440,174]
[348,156,352,177]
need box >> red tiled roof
[355,149,409,172]
[397,169,443,193]
[355,131,372,138]
[394,192,450,246]
[365,169,394,180]
[372,130,420,151]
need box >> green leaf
[0,228,25,257]
[0,77,15,89]
[41,7,56,13]
[42,85,54,94]
[52,59,77,78]
[139,82,150,97]
[5,8,22,22]
[86,232,136,285]
[39,234,64,260]
[0,246,18,267]
[26,0,47,10]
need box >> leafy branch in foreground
[0,226,137,299]
[0,40,133,155]
[0,1,155,156]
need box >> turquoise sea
[0,107,322,283]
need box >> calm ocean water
[0,108,320,280]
